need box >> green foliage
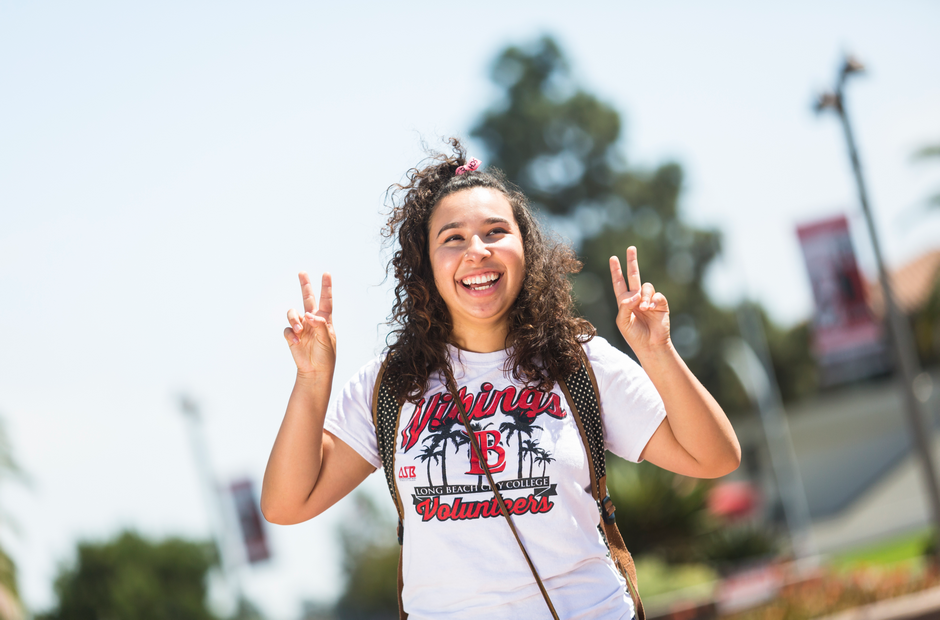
[698,525,780,570]
[914,142,940,208]
[830,527,933,573]
[606,457,714,563]
[38,530,217,620]
[607,457,778,569]
[0,544,20,606]
[632,556,717,599]
[757,308,819,403]
[472,35,816,410]
[912,273,940,366]
[334,493,400,620]
[0,415,24,613]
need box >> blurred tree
[605,458,713,563]
[910,142,940,366]
[914,143,940,208]
[334,492,399,620]
[471,35,817,565]
[471,36,817,411]
[38,531,217,620]
[0,416,24,620]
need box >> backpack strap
[371,355,408,619]
[558,351,646,620]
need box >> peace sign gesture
[609,247,671,354]
[284,272,336,377]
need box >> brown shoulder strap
[371,355,408,619]
[442,367,560,620]
[559,352,645,620]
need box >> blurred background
[2,2,940,619]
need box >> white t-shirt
[325,336,666,620]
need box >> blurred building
[738,247,940,553]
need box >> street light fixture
[815,55,940,555]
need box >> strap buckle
[601,495,617,524]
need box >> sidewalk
[822,585,940,620]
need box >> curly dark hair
[383,138,595,401]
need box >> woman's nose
[464,235,491,261]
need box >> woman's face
[427,187,525,347]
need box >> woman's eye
[444,234,463,243]
[488,228,508,236]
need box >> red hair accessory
[455,158,481,175]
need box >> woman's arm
[609,248,741,479]
[261,272,374,525]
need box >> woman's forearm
[261,371,333,523]
[635,342,741,478]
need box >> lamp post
[179,394,245,608]
[815,55,940,552]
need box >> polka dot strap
[561,359,606,501]
[562,356,645,619]
[372,355,406,523]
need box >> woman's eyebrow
[436,217,511,238]
[436,221,464,237]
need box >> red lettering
[470,382,500,419]
[416,497,439,522]
[401,383,567,453]
[466,501,483,519]
[411,493,554,523]
[545,393,566,419]
[397,466,416,479]
[401,394,440,452]
[449,498,462,520]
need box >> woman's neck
[449,321,510,353]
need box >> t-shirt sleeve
[323,356,384,470]
[583,336,667,463]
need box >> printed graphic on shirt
[399,382,567,523]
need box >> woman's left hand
[609,246,671,354]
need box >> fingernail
[293,323,302,332]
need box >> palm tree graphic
[533,448,555,476]
[417,443,442,486]
[423,416,469,487]
[523,439,540,477]
[499,409,542,479]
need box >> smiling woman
[261,138,740,620]
[428,187,526,353]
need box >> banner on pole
[796,215,888,384]
[230,478,270,564]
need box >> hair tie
[455,158,481,175]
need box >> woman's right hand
[284,272,336,377]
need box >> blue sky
[2,2,939,618]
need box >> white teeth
[461,273,500,286]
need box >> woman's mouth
[460,272,502,291]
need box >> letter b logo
[466,430,506,475]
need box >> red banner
[230,479,270,564]
[796,215,887,382]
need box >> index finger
[609,256,629,300]
[625,246,641,293]
[319,272,333,318]
[299,271,316,314]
